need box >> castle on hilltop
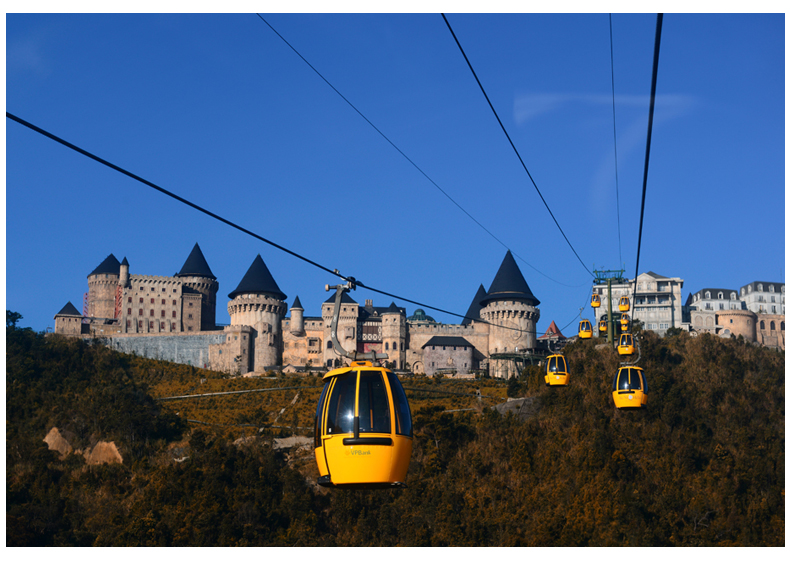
[54,244,542,378]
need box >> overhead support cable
[6,112,526,333]
[609,14,624,270]
[632,14,663,290]
[255,14,581,288]
[441,14,594,279]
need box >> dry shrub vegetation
[6,319,784,546]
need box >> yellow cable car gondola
[578,319,593,339]
[619,296,630,312]
[599,318,608,333]
[620,313,630,331]
[315,360,413,488]
[618,333,635,355]
[612,366,648,408]
[544,354,569,386]
[591,293,601,308]
[314,282,413,488]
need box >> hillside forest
[6,311,785,546]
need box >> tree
[7,309,23,329]
[507,374,520,397]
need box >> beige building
[685,282,785,350]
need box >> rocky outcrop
[43,427,73,457]
[43,427,123,464]
[83,441,123,465]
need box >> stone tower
[175,243,218,331]
[119,257,130,289]
[290,296,305,336]
[228,254,287,371]
[479,251,540,378]
[380,302,407,369]
[717,310,757,342]
[87,254,121,321]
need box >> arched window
[730,292,736,300]
[760,321,765,330]
[393,341,397,350]
[327,340,333,349]
[770,321,775,331]
[769,285,775,293]
[758,284,763,292]
[718,292,723,299]
[385,342,389,350]
[705,292,711,299]
[781,322,785,331]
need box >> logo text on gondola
[351,449,371,456]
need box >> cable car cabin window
[358,371,391,434]
[548,357,566,373]
[325,371,356,435]
[387,372,413,437]
[613,368,648,393]
[314,382,331,447]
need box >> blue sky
[5,10,785,334]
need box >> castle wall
[405,322,490,374]
[100,326,254,374]
[54,315,83,336]
[755,314,785,350]
[423,343,474,374]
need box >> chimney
[366,299,373,308]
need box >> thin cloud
[514,92,696,124]
[7,31,52,76]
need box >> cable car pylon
[592,268,627,348]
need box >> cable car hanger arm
[326,281,388,362]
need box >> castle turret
[54,301,84,336]
[289,296,305,336]
[176,243,218,331]
[228,254,287,371]
[479,251,540,378]
[119,257,130,288]
[380,302,406,369]
[87,254,121,321]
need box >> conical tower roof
[88,254,121,277]
[228,254,286,300]
[481,251,539,306]
[177,243,215,279]
[538,320,566,340]
[291,296,303,310]
[55,301,82,317]
[461,284,487,325]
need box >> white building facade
[739,281,785,316]
[592,271,684,337]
